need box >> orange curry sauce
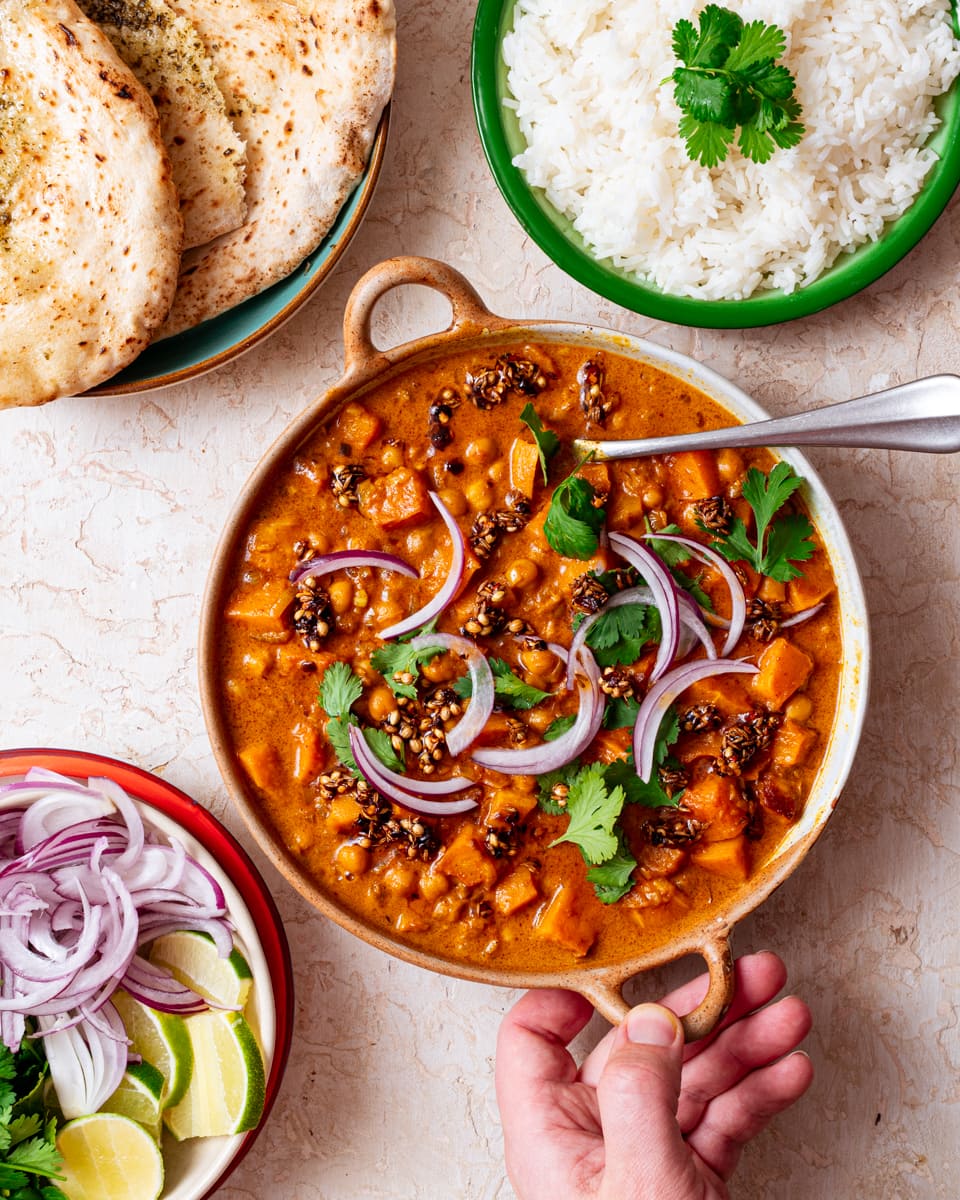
[217,343,841,971]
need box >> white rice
[502,0,960,300]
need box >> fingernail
[625,1004,681,1047]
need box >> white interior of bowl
[0,782,278,1200]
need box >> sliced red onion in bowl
[607,533,680,681]
[348,725,479,816]
[643,533,746,656]
[378,493,466,640]
[472,646,604,775]
[289,549,418,586]
[407,632,494,756]
[781,602,826,628]
[38,1001,128,1119]
[633,658,759,782]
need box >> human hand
[495,951,812,1200]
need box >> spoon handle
[577,374,960,459]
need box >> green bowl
[90,111,390,395]
[472,1,960,328]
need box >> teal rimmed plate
[89,110,390,395]
[472,1,960,328]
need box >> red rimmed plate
[0,748,293,1200]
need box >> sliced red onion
[607,534,680,681]
[472,647,604,775]
[407,632,494,756]
[289,549,418,586]
[348,720,477,816]
[378,493,466,639]
[676,590,717,660]
[633,658,759,782]
[644,533,746,656]
[347,725,479,817]
[39,1001,128,1119]
[122,955,211,1015]
[781,602,826,628]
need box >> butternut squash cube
[786,549,834,613]
[237,742,281,792]
[691,835,750,882]
[495,867,539,916]
[333,403,383,453]
[772,720,818,769]
[360,467,432,530]
[668,451,721,500]
[291,722,325,783]
[435,826,498,889]
[326,797,362,832]
[534,885,598,957]
[509,437,542,498]
[225,579,292,635]
[752,638,814,709]
[680,774,748,841]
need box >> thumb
[596,1004,696,1199]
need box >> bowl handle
[340,256,506,381]
[578,932,735,1042]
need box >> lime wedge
[57,1112,164,1200]
[163,1009,266,1141]
[111,989,193,1109]
[100,1060,164,1138]
[149,930,253,1009]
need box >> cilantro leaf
[455,658,550,711]
[326,716,357,771]
[317,661,363,721]
[602,696,641,730]
[585,603,660,668]
[550,764,625,864]
[363,727,405,773]
[543,469,606,560]
[3,1137,64,1180]
[543,714,576,742]
[586,834,638,904]
[706,463,815,582]
[668,7,803,167]
[519,403,560,484]
[398,614,439,642]
[370,639,445,700]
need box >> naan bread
[156,0,395,338]
[76,0,248,250]
[0,0,182,408]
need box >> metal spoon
[573,373,960,460]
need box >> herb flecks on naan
[77,0,248,250]
[156,0,396,337]
[0,0,182,409]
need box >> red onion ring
[781,602,826,628]
[606,534,680,681]
[289,549,418,586]
[407,632,495,756]
[378,494,466,640]
[633,658,759,782]
[472,647,604,775]
[643,533,746,656]
[348,725,479,816]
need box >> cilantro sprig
[703,462,815,581]
[519,403,560,484]
[543,464,606,560]
[369,639,445,701]
[454,658,550,711]
[0,1039,67,1198]
[579,603,661,668]
[668,5,804,168]
[318,661,406,775]
[549,763,625,864]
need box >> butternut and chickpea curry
[218,343,841,971]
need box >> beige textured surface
[1,0,958,1196]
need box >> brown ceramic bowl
[199,256,870,1038]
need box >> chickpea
[336,842,369,877]
[383,862,417,895]
[367,685,396,723]
[488,460,509,485]
[525,707,554,734]
[419,870,449,901]
[642,485,665,509]
[404,529,432,558]
[371,600,403,627]
[353,587,369,609]
[381,442,405,470]
[464,436,499,466]
[785,694,813,723]
[520,646,562,678]
[506,558,539,588]
[328,578,354,615]
[437,487,467,517]
[717,448,745,485]
[647,508,669,531]
[465,477,495,511]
